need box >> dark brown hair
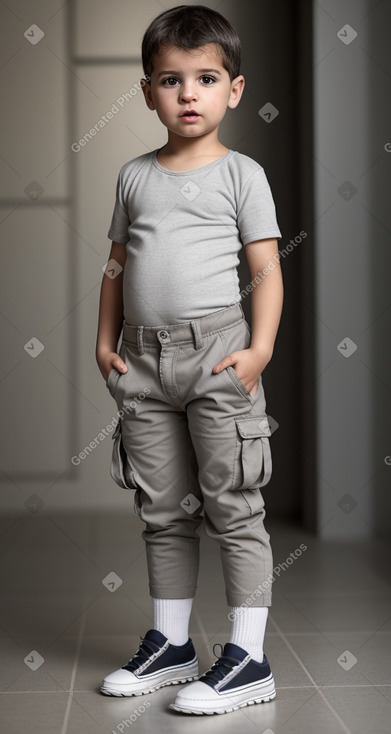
[141,4,241,82]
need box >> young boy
[96,4,283,715]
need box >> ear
[141,79,156,111]
[228,74,245,109]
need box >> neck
[160,131,228,159]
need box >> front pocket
[110,420,140,490]
[226,364,258,402]
[105,342,127,398]
[106,366,121,396]
[233,414,272,489]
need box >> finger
[212,355,235,373]
[113,359,128,373]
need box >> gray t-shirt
[107,148,282,326]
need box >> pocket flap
[235,415,271,438]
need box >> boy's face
[142,43,244,140]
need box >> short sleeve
[237,166,282,245]
[107,167,130,244]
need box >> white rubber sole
[169,675,276,715]
[100,660,199,697]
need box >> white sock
[228,606,269,663]
[152,597,194,646]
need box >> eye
[162,77,179,86]
[200,76,216,84]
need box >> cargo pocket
[133,487,143,519]
[110,419,140,490]
[233,414,272,490]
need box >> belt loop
[137,325,144,355]
[190,319,203,350]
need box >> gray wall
[0,1,389,541]
[312,0,391,538]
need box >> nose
[179,80,198,102]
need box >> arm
[212,237,283,396]
[245,237,283,362]
[95,241,128,381]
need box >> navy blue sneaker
[101,629,198,696]
[170,641,275,714]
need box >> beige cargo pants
[106,303,274,607]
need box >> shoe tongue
[223,642,248,661]
[143,628,168,646]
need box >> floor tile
[1,513,391,734]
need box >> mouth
[180,110,201,121]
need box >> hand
[97,351,128,383]
[212,346,272,397]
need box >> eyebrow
[157,68,222,77]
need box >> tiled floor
[1,513,390,733]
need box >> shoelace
[199,643,241,686]
[122,635,160,671]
